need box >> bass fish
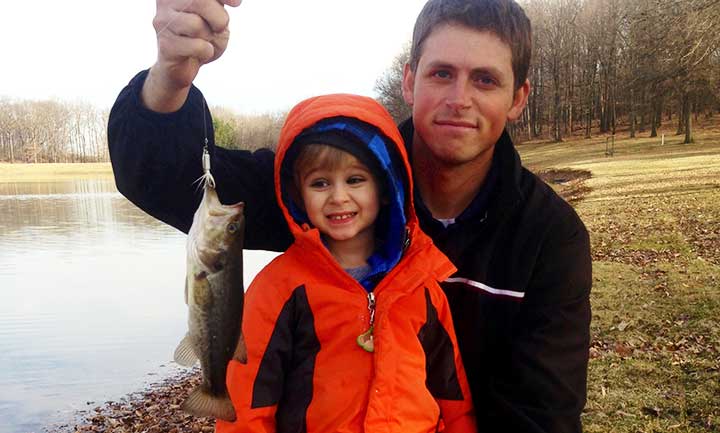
[174,169,247,422]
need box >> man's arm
[485,206,591,433]
[108,0,292,251]
[108,70,291,251]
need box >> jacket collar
[398,118,524,225]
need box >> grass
[519,124,720,432]
[0,162,114,182]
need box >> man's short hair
[409,0,532,90]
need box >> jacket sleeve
[221,271,288,433]
[425,286,478,433]
[107,69,292,251]
[222,265,320,433]
[484,207,591,433]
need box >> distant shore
[0,162,114,183]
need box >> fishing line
[200,95,216,189]
[155,0,241,189]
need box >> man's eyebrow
[470,66,504,77]
[424,61,456,70]
[424,61,505,79]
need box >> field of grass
[519,125,720,432]
[0,162,114,182]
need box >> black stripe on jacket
[251,285,320,433]
[418,288,463,400]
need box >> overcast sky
[0,0,427,114]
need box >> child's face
[297,150,381,251]
[402,23,529,167]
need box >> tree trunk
[629,90,636,138]
[676,96,685,135]
[650,100,659,138]
[585,106,592,138]
[684,94,693,144]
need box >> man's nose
[446,80,471,111]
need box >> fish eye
[227,222,238,233]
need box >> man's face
[402,24,529,168]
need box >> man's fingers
[184,0,231,34]
[158,32,215,65]
[162,10,214,40]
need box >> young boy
[218,93,477,433]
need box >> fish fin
[173,333,198,367]
[182,386,237,422]
[233,333,248,364]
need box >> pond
[0,179,277,433]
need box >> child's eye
[309,179,329,188]
[347,176,366,185]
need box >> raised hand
[143,0,242,112]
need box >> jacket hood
[275,94,416,289]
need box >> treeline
[211,106,286,152]
[4,0,718,163]
[0,99,109,163]
[0,98,287,163]
[376,0,720,144]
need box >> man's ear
[507,79,530,121]
[401,63,415,106]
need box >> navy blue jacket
[108,70,592,433]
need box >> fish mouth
[209,203,245,217]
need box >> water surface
[0,179,277,433]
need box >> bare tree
[374,45,412,124]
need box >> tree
[374,44,412,124]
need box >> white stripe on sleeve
[444,277,525,299]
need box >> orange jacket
[218,94,476,433]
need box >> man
[108,1,592,432]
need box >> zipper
[357,292,376,352]
[367,292,376,328]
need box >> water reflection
[0,179,277,433]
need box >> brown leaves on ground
[54,370,213,433]
[677,209,720,266]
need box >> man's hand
[142,0,242,113]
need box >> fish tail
[182,386,237,422]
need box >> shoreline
[51,369,216,433]
[0,162,114,183]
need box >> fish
[173,172,247,422]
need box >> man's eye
[475,74,498,87]
[433,70,452,79]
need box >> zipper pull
[403,228,411,252]
[367,292,376,327]
[357,292,375,353]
